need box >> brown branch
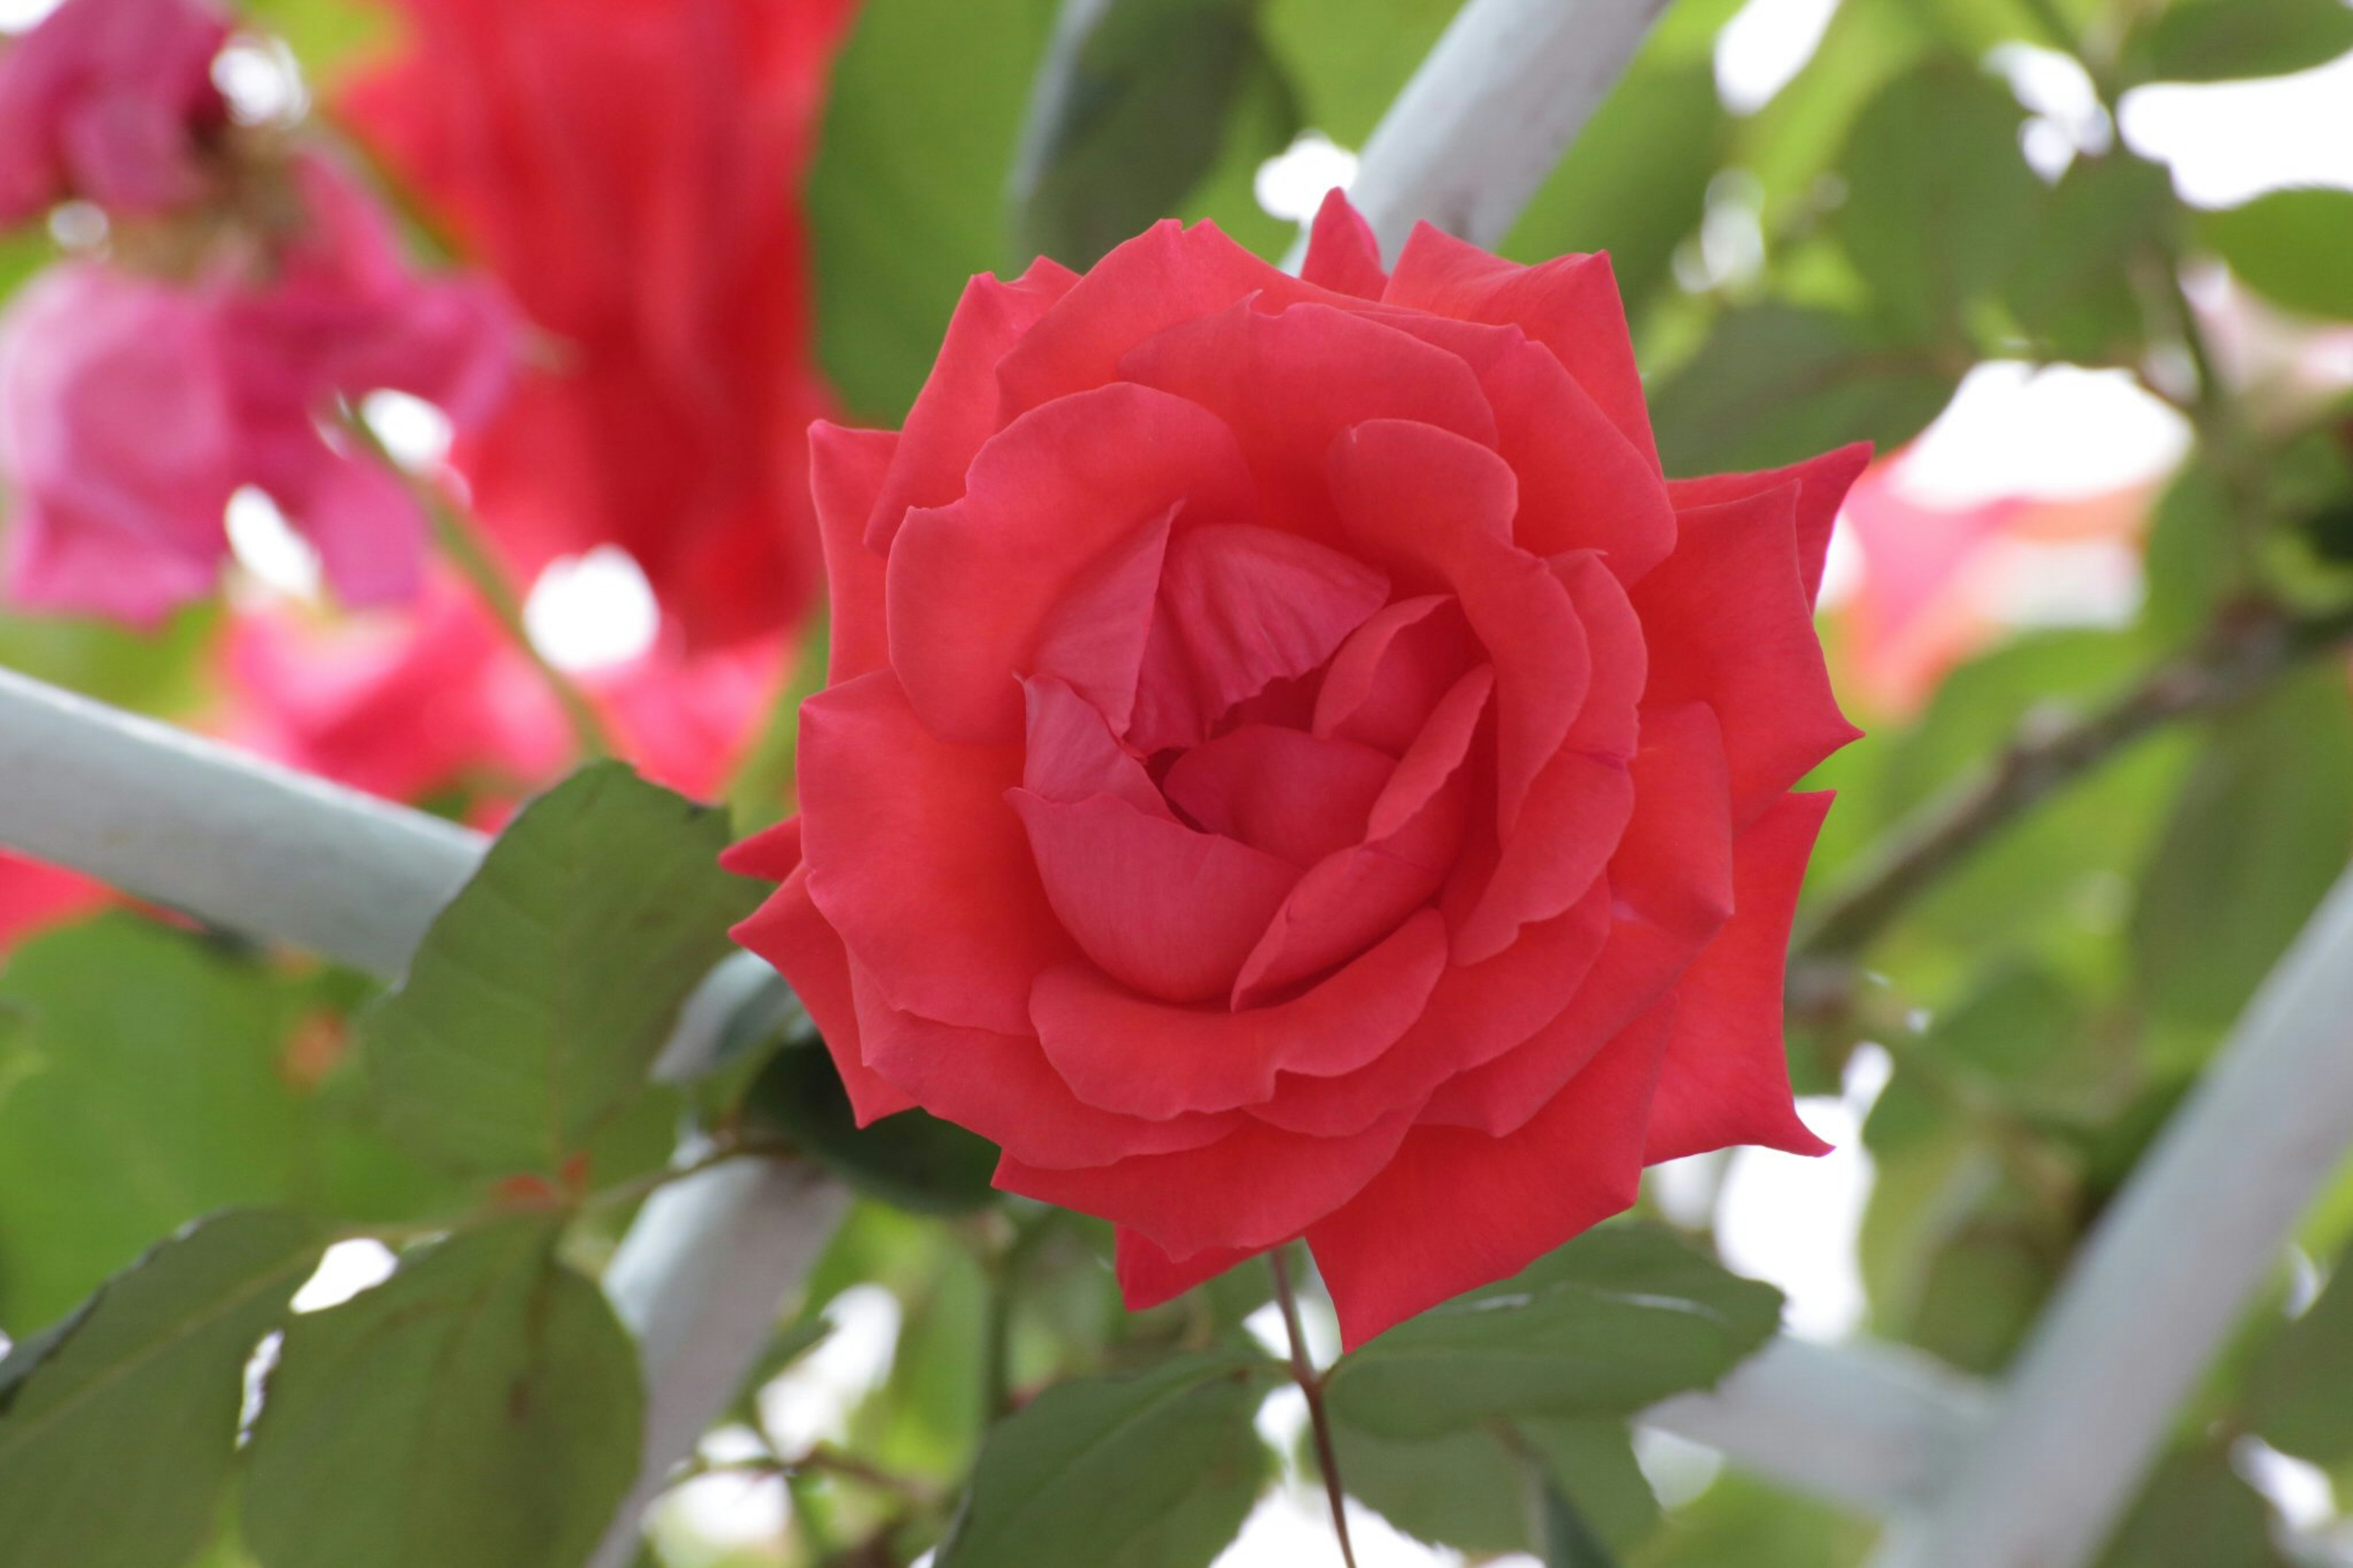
[1790,602,2353,1004]
[1270,1249,1357,1568]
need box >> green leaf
[2246,1239,2353,1465]
[1328,1415,1656,1558]
[1011,0,1297,270]
[2131,670,2353,1054]
[2094,1445,2287,1568]
[1830,61,2043,342]
[743,1037,999,1215]
[1997,153,2173,364]
[1635,1471,1877,1567]
[1539,1471,1618,1567]
[362,763,763,1180]
[2129,0,2353,83]
[2142,463,2247,645]
[243,0,395,85]
[0,918,306,1328]
[1648,305,1956,475]
[1322,1225,1783,1439]
[809,0,1059,419]
[937,1349,1276,1568]
[0,1210,322,1568]
[2197,188,2353,321]
[242,1218,642,1568]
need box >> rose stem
[1268,1247,1357,1568]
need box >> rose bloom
[0,154,513,624]
[731,195,1865,1344]
[0,0,229,223]
[342,0,858,647]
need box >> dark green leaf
[1327,1415,1656,1558]
[1635,1471,1876,1567]
[242,1218,642,1568]
[809,0,1059,418]
[1648,305,1955,475]
[2198,189,2353,321]
[362,763,763,1179]
[745,1037,999,1214]
[1540,1471,1619,1567]
[2094,1445,2287,1567]
[937,1349,1276,1568]
[1323,1225,1782,1439]
[2246,1240,2353,1465]
[0,1210,322,1568]
[1830,61,2042,341]
[2129,0,2353,83]
[0,918,306,1327]
[2131,670,2353,1055]
[1012,0,1296,270]
[2142,463,2248,645]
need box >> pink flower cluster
[0,0,515,625]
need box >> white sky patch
[1892,362,2190,509]
[225,486,324,604]
[1254,131,1360,224]
[2234,1436,2337,1532]
[1713,1044,1889,1341]
[1972,536,2145,631]
[0,0,61,32]
[45,200,106,251]
[524,545,661,672]
[213,36,309,127]
[361,388,456,473]
[2122,48,2353,208]
[1215,1486,1492,1568]
[1814,520,1865,613]
[756,1283,901,1456]
[1715,0,1841,115]
[1991,44,2112,182]
[1634,1426,1727,1511]
[291,1238,399,1314]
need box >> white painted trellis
[4,1,2352,1562]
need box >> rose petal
[1300,189,1388,298]
[1128,522,1390,754]
[1306,996,1673,1348]
[1664,442,1870,605]
[1450,748,1634,965]
[998,1107,1418,1260]
[800,671,1073,1036]
[887,382,1256,744]
[1644,790,1836,1162]
[1311,595,1477,752]
[1115,1229,1257,1310]
[1553,551,1644,760]
[1118,299,1495,545]
[850,958,1241,1170]
[1383,225,1657,472]
[1162,724,1396,866]
[1010,789,1302,1004]
[865,257,1078,551]
[1631,482,1861,827]
[1030,909,1447,1118]
[1328,419,1588,838]
[1021,675,1168,817]
[733,861,919,1124]
[1031,507,1173,734]
[809,422,898,682]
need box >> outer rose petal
[1116,1229,1257,1311]
[865,257,1078,551]
[887,382,1255,744]
[1643,790,1836,1162]
[1328,419,1588,839]
[998,1107,1418,1261]
[1384,225,1658,472]
[1631,483,1861,826]
[849,959,1241,1170]
[1118,300,1494,546]
[732,858,919,1124]
[993,219,1333,414]
[1030,910,1447,1118]
[809,422,898,682]
[1665,442,1870,606]
[1306,997,1675,1348]
[1299,189,1388,299]
[798,671,1073,1035]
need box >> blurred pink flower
[0,0,231,222]
[0,154,516,624]
[0,850,104,950]
[219,573,786,812]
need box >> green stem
[1270,1249,1356,1568]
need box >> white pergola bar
[1869,861,2353,1568]
[1290,0,1675,264]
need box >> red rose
[730,195,1864,1346]
[341,0,858,647]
